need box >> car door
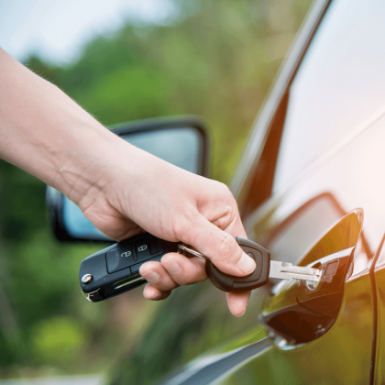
[223,0,385,382]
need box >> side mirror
[46,116,210,242]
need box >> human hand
[77,138,255,316]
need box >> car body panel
[157,209,372,384]
[219,275,373,385]
[373,239,385,384]
[156,271,373,384]
[243,113,385,274]
[157,328,270,385]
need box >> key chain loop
[177,244,206,259]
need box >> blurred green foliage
[32,316,87,364]
[0,0,312,381]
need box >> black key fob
[79,232,178,302]
[205,237,270,293]
[79,234,270,302]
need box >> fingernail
[143,284,161,300]
[236,252,256,275]
[236,309,246,317]
[141,270,160,284]
[150,292,163,300]
[162,259,181,275]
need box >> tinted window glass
[274,0,385,192]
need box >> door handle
[261,246,355,345]
[297,246,355,317]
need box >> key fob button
[135,242,152,260]
[106,237,165,274]
[150,237,163,255]
[106,245,134,273]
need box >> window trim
[230,0,332,215]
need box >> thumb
[178,214,256,277]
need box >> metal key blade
[269,261,321,282]
[180,244,321,282]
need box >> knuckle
[216,181,228,190]
[162,255,203,286]
[221,204,234,218]
[219,182,234,199]
[213,204,236,229]
[181,274,196,286]
[186,262,205,284]
[180,270,201,286]
[215,181,232,197]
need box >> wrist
[53,124,127,207]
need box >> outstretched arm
[0,48,255,316]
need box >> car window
[273,0,385,193]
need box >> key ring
[177,244,206,259]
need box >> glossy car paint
[158,208,373,384]
[225,0,385,380]
[373,240,385,384]
[227,0,385,381]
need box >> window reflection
[274,0,385,192]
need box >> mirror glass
[53,126,203,241]
[122,127,201,174]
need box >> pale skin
[0,48,256,316]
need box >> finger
[226,291,251,317]
[143,284,171,301]
[204,201,247,239]
[222,211,247,239]
[161,252,207,286]
[139,261,179,292]
[177,214,256,277]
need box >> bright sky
[0,0,177,65]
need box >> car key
[79,234,321,301]
[203,237,321,293]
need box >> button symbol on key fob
[121,251,131,258]
[138,245,148,252]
